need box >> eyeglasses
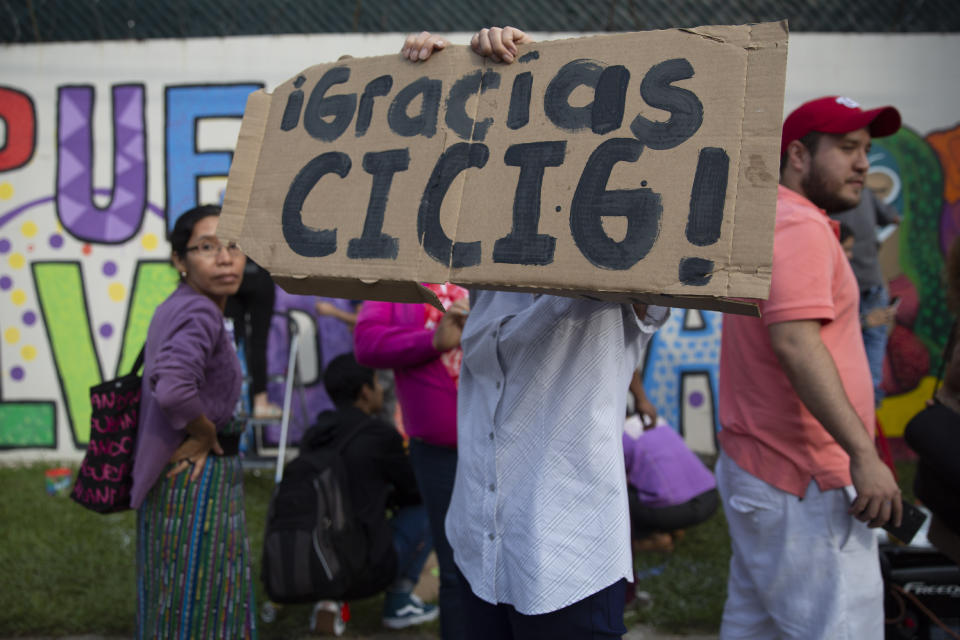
[185,240,243,259]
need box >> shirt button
[488,432,494,440]
[488,483,495,492]
[488,533,495,541]
[495,380,501,389]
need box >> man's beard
[801,163,861,213]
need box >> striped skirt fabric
[136,452,258,639]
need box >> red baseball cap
[781,96,901,156]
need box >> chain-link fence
[2,0,958,43]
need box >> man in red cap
[716,96,904,638]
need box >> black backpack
[261,422,373,603]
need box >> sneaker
[382,591,439,629]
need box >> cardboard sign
[220,22,788,315]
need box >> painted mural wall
[1,33,958,461]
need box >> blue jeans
[391,504,433,587]
[860,285,889,406]
[408,438,466,640]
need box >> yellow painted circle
[0,182,13,200]
[21,345,37,361]
[108,282,126,302]
[4,327,20,344]
[9,253,25,269]
[11,289,26,305]
[141,233,159,251]
[21,221,38,238]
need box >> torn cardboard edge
[272,272,760,316]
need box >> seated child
[300,353,439,629]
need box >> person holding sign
[404,28,671,640]
[716,96,904,639]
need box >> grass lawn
[0,459,918,637]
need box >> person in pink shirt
[717,96,904,639]
[354,284,469,640]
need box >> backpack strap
[292,417,376,477]
[332,417,376,456]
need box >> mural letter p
[0,87,36,172]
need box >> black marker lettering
[686,147,729,246]
[280,76,306,131]
[355,75,393,137]
[418,143,488,268]
[679,147,728,286]
[678,256,714,286]
[570,138,662,270]
[507,72,533,130]
[629,58,703,150]
[388,77,442,138]
[592,65,629,135]
[303,67,357,142]
[282,152,351,258]
[347,149,410,260]
[445,70,501,142]
[493,141,566,265]
[544,59,603,132]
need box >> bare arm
[315,300,358,328]
[432,298,470,351]
[628,369,657,428]
[768,319,901,527]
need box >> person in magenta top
[354,283,468,640]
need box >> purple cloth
[623,425,716,508]
[265,289,355,444]
[131,283,242,509]
[354,301,457,448]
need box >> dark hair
[324,353,375,408]
[169,204,221,259]
[839,222,855,244]
[780,131,825,175]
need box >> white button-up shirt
[446,291,668,614]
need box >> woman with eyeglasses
[130,204,258,638]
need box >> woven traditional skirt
[136,441,258,639]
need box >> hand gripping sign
[220,22,788,315]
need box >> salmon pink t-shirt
[718,185,875,497]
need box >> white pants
[716,451,883,640]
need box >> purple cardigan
[354,301,458,448]
[130,283,242,508]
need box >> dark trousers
[408,439,466,639]
[460,575,628,640]
[628,486,719,537]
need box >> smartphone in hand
[843,487,927,544]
